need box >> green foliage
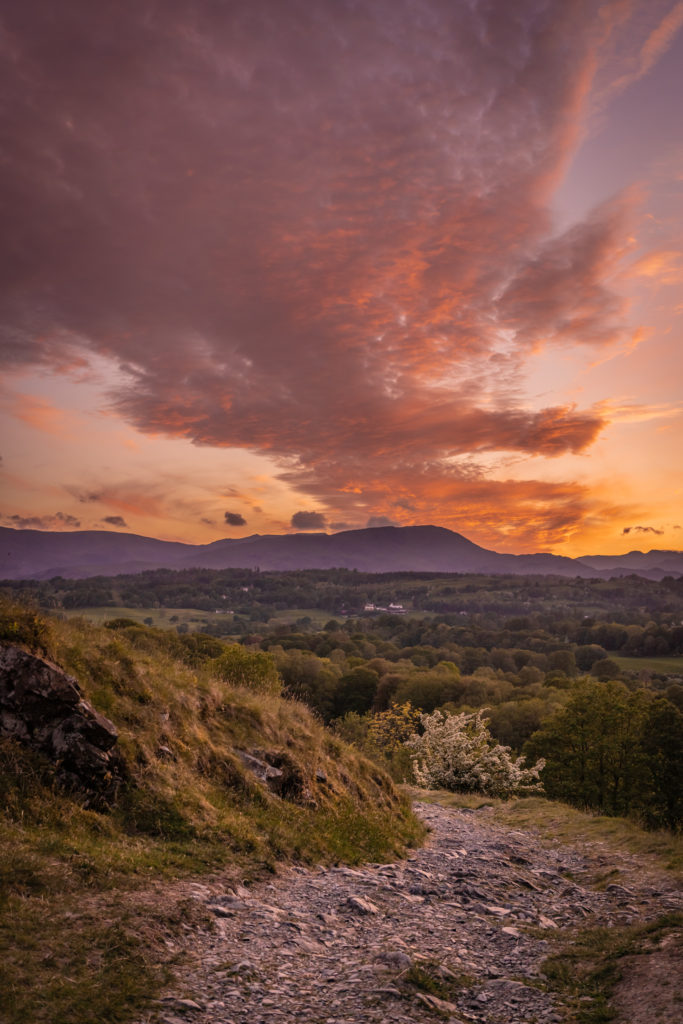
[591,657,622,680]
[526,680,683,829]
[486,695,566,751]
[575,644,609,671]
[0,599,52,652]
[212,644,283,694]
[331,704,420,783]
[332,665,379,717]
[526,680,647,816]
[391,661,464,713]
[273,646,340,720]
[368,701,423,753]
[639,698,683,831]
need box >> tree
[574,644,608,671]
[639,698,683,831]
[547,650,577,676]
[368,701,422,754]
[391,661,464,713]
[406,709,544,798]
[591,657,622,680]
[331,666,379,718]
[525,680,648,816]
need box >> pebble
[137,802,682,1024]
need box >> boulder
[0,644,125,803]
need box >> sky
[1,0,682,557]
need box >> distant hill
[578,549,683,579]
[1,524,681,581]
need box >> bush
[212,645,282,695]
[406,709,544,798]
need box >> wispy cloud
[596,399,683,424]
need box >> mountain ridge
[2,524,682,581]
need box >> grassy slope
[0,603,424,1024]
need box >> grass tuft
[542,914,683,1024]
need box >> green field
[60,606,221,629]
[60,605,339,632]
[266,607,342,627]
[612,654,683,675]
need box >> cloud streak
[2,512,81,530]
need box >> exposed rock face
[236,748,313,804]
[0,644,125,803]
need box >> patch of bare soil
[612,928,683,1024]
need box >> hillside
[0,602,423,1024]
[3,523,683,581]
[1,602,681,1024]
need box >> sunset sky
[1,0,682,556]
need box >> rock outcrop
[0,644,125,803]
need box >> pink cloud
[0,1,669,546]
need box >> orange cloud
[627,249,683,285]
[11,394,78,437]
[1,0,674,552]
[639,2,683,78]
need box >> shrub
[212,645,282,695]
[368,701,422,753]
[406,708,544,798]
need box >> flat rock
[346,895,379,915]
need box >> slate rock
[346,895,379,915]
[0,644,125,802]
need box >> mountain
[0,527,196,580]
[1,524,681,581]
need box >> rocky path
[146,802,682,1024]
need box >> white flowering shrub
[406,708,545,798]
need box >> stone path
[144,802,682,1024]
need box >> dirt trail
[140,802,682,1024]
